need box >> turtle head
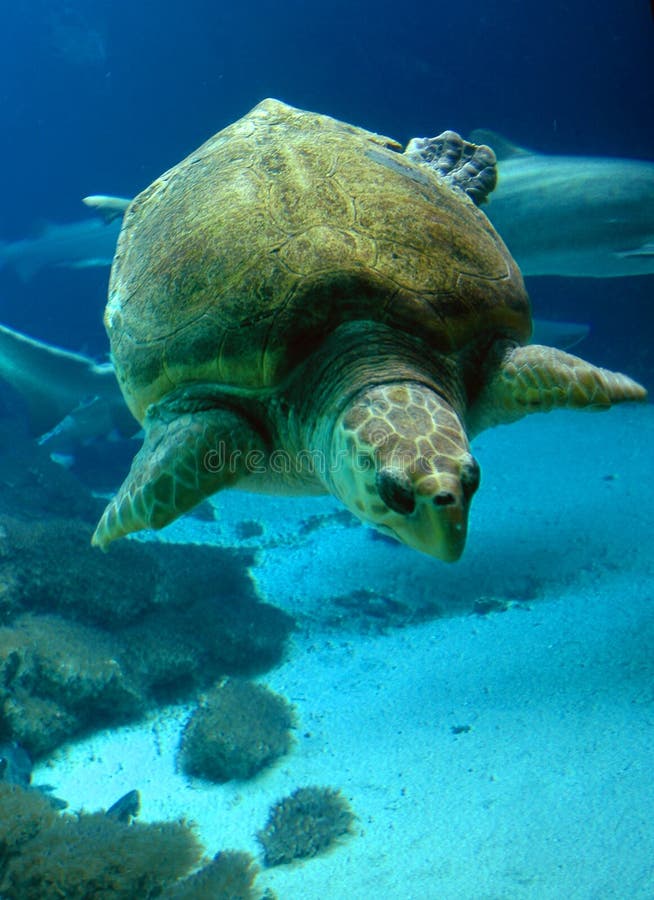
[328,383,480,562]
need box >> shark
[0,197,130,282]
[0,322,136,452]
[0,318,587,458]
[4,140,639,456]
[3,134,654,284]
[471,130,654,278]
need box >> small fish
[105,788,141,823]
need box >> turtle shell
[106,99,530,422]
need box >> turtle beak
[397,493,469,561]
[371,486,470,561]
[373,461,476,561]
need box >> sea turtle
[91,99,646,560]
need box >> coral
[0,783,270,899]
[163,850,260,899]
[121,585,294,698]
[16,615,140,712]
[257,786,355,866]
[1,693,78,758]
[0,784,204,900]
[0,782,59,855]
[0,427,294,758]
[12,815,201,899]
[180,679,296,782]
[0,614,143,757]
[0,514,160,627]
[0,590,293,757]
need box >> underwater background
[0,1,653,898]
[0,0,652,378]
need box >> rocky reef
[0,417,358,892]
[180,679,296,782]
[0,421,294,758]
[0,782,264,900]
[257,786,355,866]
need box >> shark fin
[469,130,533,161]
[82,195,131,224]
[64,257,116,269]
[614,242,654,259]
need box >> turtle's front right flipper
[468,344,647,435]
[92,404,266,549]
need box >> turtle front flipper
[468,344,647,435]
[92,403,266,549]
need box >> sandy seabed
[40,404,654,899]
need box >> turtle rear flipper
[404,131,498,205]
[468,344,647,435]
[92,404,266,549]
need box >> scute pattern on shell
[107,99,529,422]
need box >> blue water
[0,2,653,896]
[0,0,652,371]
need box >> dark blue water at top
[0,0,652,377]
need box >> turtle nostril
[434,490,456,507]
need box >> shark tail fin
[469,130,532,161]
[615,242,654,260]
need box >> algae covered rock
[0,782,269,900]
[0,783,203,900]
[0,782,59,855]
[257,786,355,866]
[121,550,294,693]
[0,404,294,760]
[180,679,296,782]
[0,614,142,756]
[162,850,260,900]
[0,514,159,627]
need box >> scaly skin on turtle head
[327,382,480,561]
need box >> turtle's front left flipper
[468,344,647,435]
[92,404,266,549]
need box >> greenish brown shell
[106,98,530,422]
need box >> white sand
[38,404,654,899]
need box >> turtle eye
[460,458,481,499]
[376,468,416,515]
